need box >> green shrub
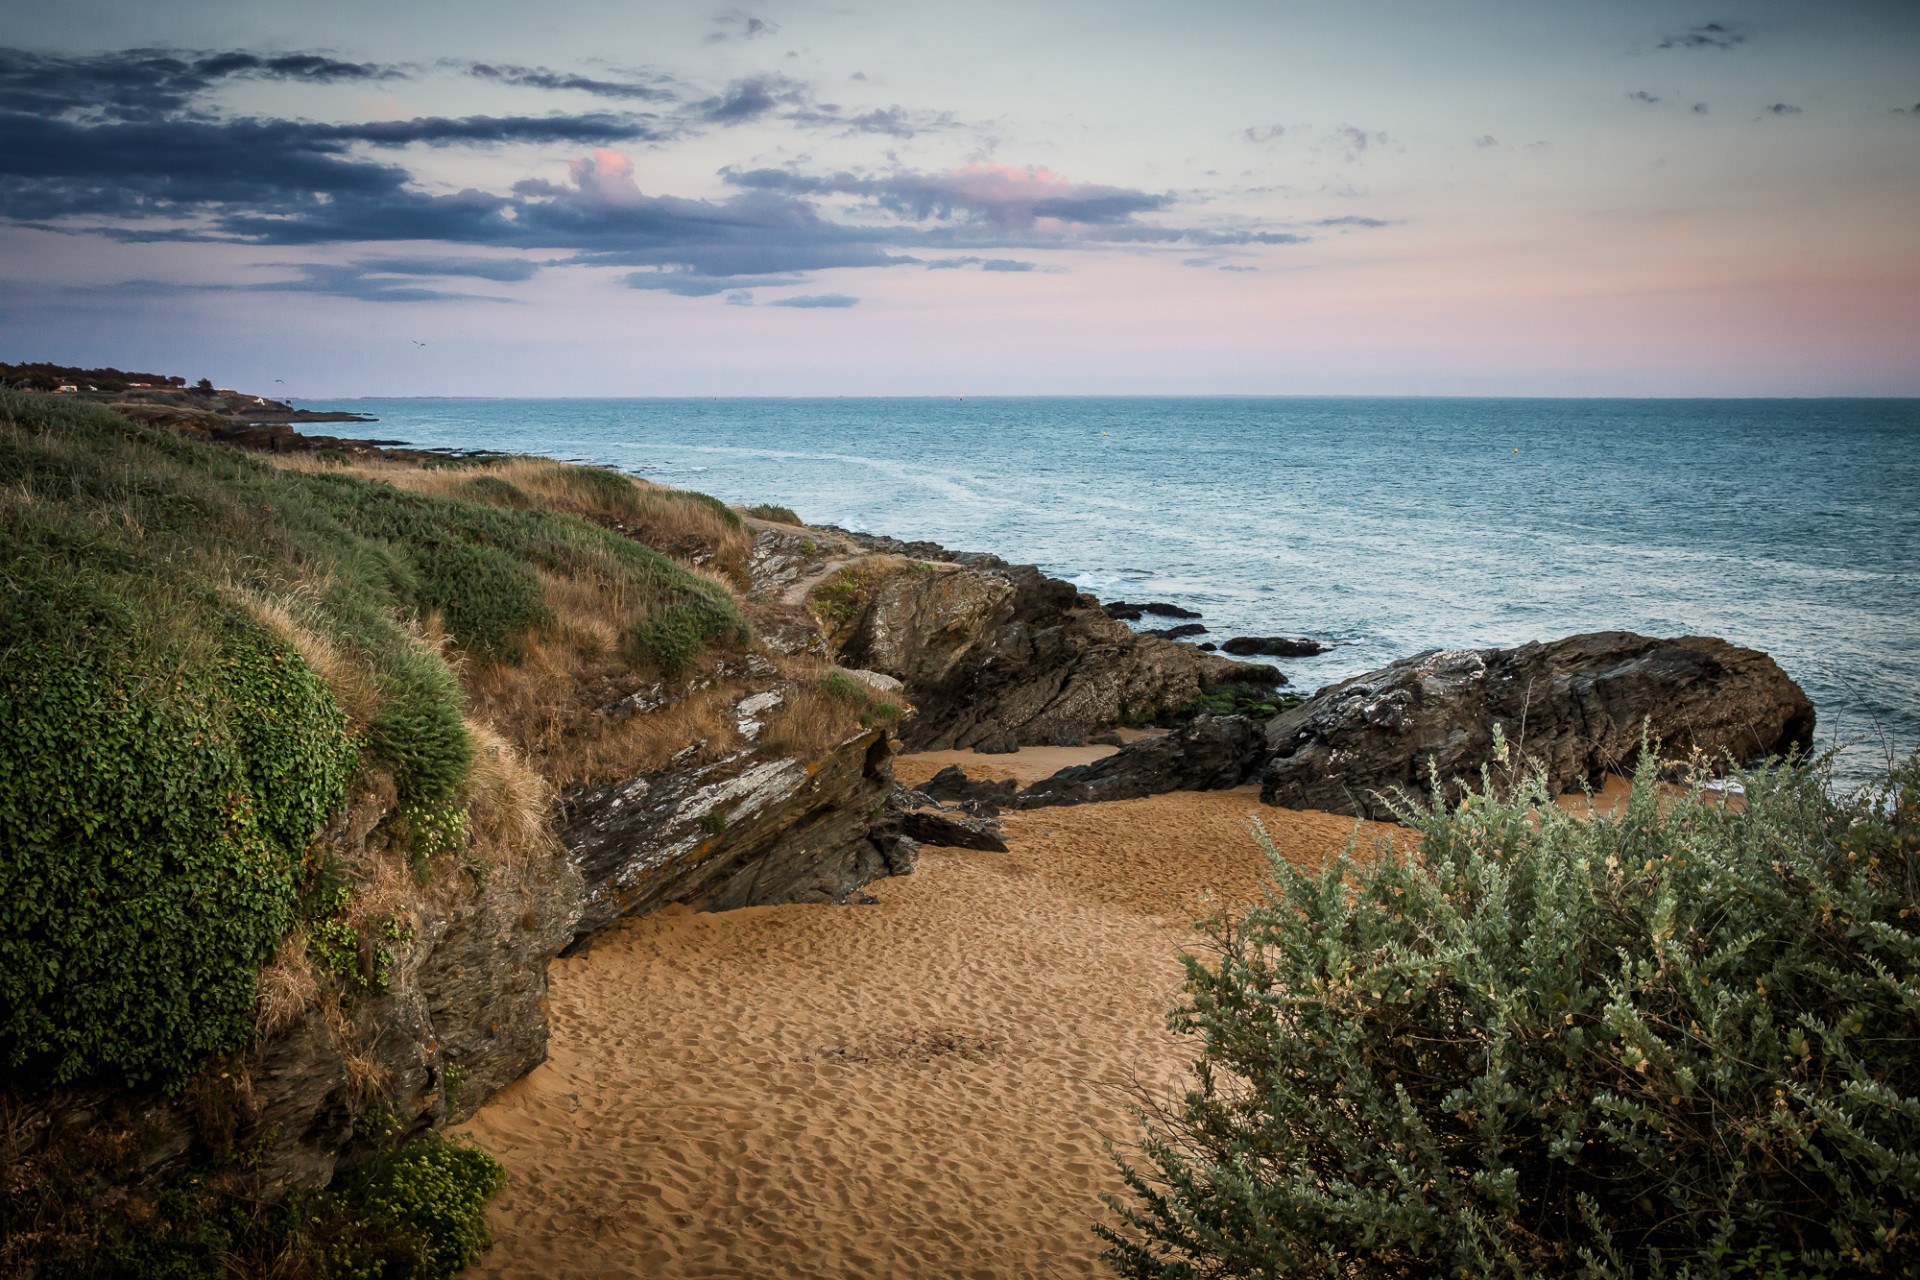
[1103,751,1920,1279]
[746,503,801,524]
[328,1136,507,1279]
[0,589,354,1087]
[3,1133,507,1279]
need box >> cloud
[698,74,805,122]
[1628,91,1662,105]
[1325,125,1390,157]
[924,256,1039,271]
[1474,134,1499,148]
[1764,103,1803,115]
[354,255,541,281]
[178,261,517,303]
[1242,124,1286,143]
[1900,103,1920,116]
[625,269,809,295]
[1309,215,1390,228]
[0,47,404,122]
[723,289,755,305]
[1693,102,1710,114]
[768,293,857,308]
[467,62,677,102]
[784,103,959,138]
[725,163,1172,227]
[1659,23,1744,51]
[0,110,663,223]
[708,11,779,42]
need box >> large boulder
[1261,632,1815,820]
[818,534,1280,750]
[1012,716,1268,808]
[560,725,910,939]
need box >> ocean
[303,396,1920,787]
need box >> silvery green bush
[1104,750,1920,1279]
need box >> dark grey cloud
[0,47,403,122]
[698,74,805,123]
[1310,216,1390,228]
[1765,102,1803,115]
[1326,125,1391,157]
[0,109,660,223]
[1659,23,1744,51]
[768,293,857,308]
[1693,102,1710,114]
[467,62,676,102]
[1628,90,1662,105]
[1242,124,1286,143]
[1474,134,1499,148]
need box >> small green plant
[867,701,903,724]
[329,1136,507,1279]
[1102,750,1920,1279]
[441,1063,469,1116]
[821,668,865,700]
[745,503,800,524]
[306,885,411,999]
[808,566,877,629]
[391,798,472,881]
[698,810,728,837]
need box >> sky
[2,0,1917,397]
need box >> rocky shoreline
[6,403,1821,1262]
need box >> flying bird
[412,340,427,347]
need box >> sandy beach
[462,749,1404,1278]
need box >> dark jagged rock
[1088,730,1125,746]
[1262,632,1816,820]
[816,535,1276,750]
[1104,600,1202,621]
[1012,716,1268,808]
[560,727,907,940]
[1143,623,1208,639]
[921,764,1019,812]
[1222,635,1329,657]
[891,806,1010,852]
[1197,642,1218,652]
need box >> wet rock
[1261,632,1816,820]
[1012,716,1267,808]
[1221,636,1330,657]
[1143,623,1208,639]
[1087,730,1125,746]
[1104,600,1202,621]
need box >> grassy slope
[0,390,750,1089]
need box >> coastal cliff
[0,383,1825,1274]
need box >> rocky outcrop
[803,533,1280,751]
[1222,635,1329,657]
[560,725,909,939]
[1262,632,1816,820]
[1011,717,1268,808]
[920,764,1019,811]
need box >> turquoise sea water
[305,397,1920,786]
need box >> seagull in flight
[412,340,427,347]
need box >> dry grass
[235,583,383,730]
[756,664,897,760]
[461,721,556,874]
[269,453,753,575]
[252,933,320,1037]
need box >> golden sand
[462,750,1401,1279]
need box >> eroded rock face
[1011,717,1268,809]
[822,536,1280,751]
[1262,632,1816,820]
[11,837,584,1196]
[560,726,908,940]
